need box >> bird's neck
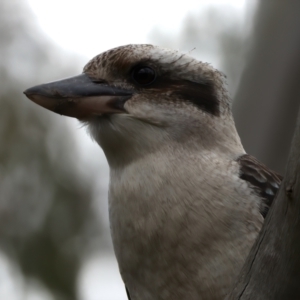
[88,113,245,169]
[108,147,258,299]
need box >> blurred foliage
[0,1,102,299]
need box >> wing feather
[237,154,282,217]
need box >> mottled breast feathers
[237,154,282,217]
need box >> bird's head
[24,44,244,167]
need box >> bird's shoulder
[236,154,282,218]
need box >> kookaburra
[24,44,282,300]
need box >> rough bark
[227,107,300,299]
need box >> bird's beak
[24,73,132,119]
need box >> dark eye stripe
[140,74,220,116]
[172,80,219,116]
[130,63,219,116]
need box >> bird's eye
[132,66,156,85]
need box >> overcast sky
[27,0,249,58]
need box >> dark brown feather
[237,154,282,217]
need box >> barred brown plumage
[237,154,282,217]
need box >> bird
[24,44,282,300]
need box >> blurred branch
[233,0,300,173]
[227,106,300,299]
[227,2,300,297]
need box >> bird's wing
[237,154,283,218]
[126,286,131,300]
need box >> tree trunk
[227,107,300,299]
[232,0,300,174]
